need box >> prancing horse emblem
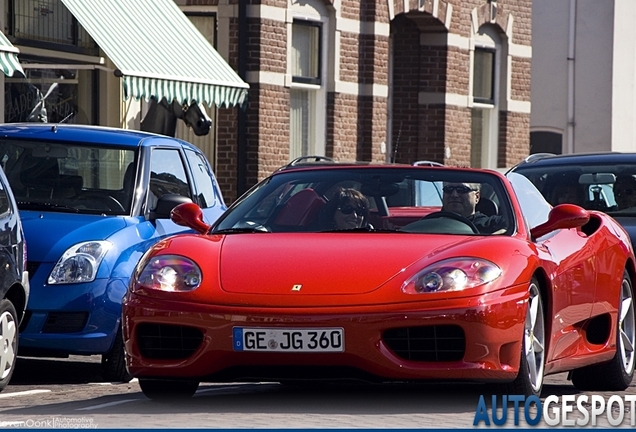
[292,284,302,291]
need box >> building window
[6,0,97,52]
[290,19,323,160]
[470,28,500,169]
[5,63,95,124]
[291,21,321,85]
[472,48,495,104]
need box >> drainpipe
[567,0,576,154]
[237,1,248,197]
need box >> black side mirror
[150,194,193,220]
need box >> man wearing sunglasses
[442,182,506,234]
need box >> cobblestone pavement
[1,356,634,429]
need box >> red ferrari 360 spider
[122,159,636,400]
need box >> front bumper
[123,283,529,383]
[19,269,128,356]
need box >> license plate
[233,327,344,352]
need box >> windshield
[512,162,634,215]
[213,167,514,236]
[0,139,136,215]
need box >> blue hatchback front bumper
[19,265,128,356]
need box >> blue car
[0,124,226,381]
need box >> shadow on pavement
[11,356,103,385]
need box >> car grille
[42,312,89,333]
[27,261,40,279]
[382,325,465,362]
[137,323,203,360]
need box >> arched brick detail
[474,2,510,35]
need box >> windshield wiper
[213,227,270,234]
[17,201,79,213]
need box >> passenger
[323,188,371,230]
[441,182,507,234]
[614,175,636,211]
[550,183,582,206]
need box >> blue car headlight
[48,241,111,284]
[135,254,202,292]
[401,257,502,294]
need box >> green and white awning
[60,0,249,108]
[0,32,24,77]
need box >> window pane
[471,107,492,168]
[290,89,311,159]
[185,149,218,209]
[473,49,494,102]
[292,22,320,81]
[12,0,95,48]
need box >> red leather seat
[274,188,326,227]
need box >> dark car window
[184,149,218,209]
[148,148,192,210]
[0,178,10,216]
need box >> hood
[219,233,471,295]
[20,211,128,262]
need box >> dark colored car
[0,123,226,382]
[509,152,636,246]
[0,165,29,392]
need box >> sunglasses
[337,205,368,216]
[443,185,476,195]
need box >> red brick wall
[214,0,531,203]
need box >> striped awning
[60,0,248,108]
[0,32,24,77]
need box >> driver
[442,182,507,234]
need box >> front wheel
[139,378,199,401]
[500,279,545,397]
[101,328,132,383]
[571,270,635,391]
[0,299,18,392]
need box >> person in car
[550,183,583,206]
[614,174,636,211]
[323,188,371,230]
[441,182,507,234]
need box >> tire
[0,299,18,393]
[500,279,546,397]
[571,270,635,391]
[101,327,132,383]
[139,378,199,401]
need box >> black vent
[42,312,89,333]
[137,323,203,360]
[27,261,40,279]
[383,325,465,362]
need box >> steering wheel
[76,194,126,213]
[421,211,479,234]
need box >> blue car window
[184,149,217,208]
[148,149,192,210]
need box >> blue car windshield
[0,139,136,215]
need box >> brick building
[207,0,532,202]
[2,0,532,204]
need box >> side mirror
[151,194,193,220]
[531,203,590,239]
[170,202,211,234]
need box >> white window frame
[470,27,501,169]
[287,1,328,160]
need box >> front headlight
[48,241,111,284]
[135,254,202,292]
[401,257,502,294]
